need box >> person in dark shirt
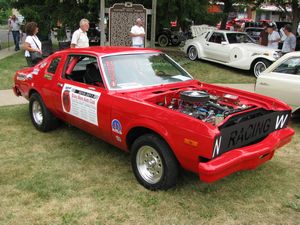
[259,22,268,46]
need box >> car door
[50,53,112,141]
[203,32,230,62]
[256,57,300,108]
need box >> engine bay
[151,89,253,126]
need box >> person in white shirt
[23,22,42,67]
[267,25,280,49]
[71,19,90,48]
[9,15,21,51]
[130,18,145,47]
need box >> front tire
[252,59,271,77]
[157,34,169,47]
[131,134,179,191]
[188,46,198,61]
[29,93,60,132]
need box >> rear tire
[29,93,60,132]
[252,59,271,77]
[131,134,179,191]
[188,46,198,61]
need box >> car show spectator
[8,15,21,51]
[281,24,296,54]
[259,22,268,46]
[130,18,145,47]
[71,18,90,48]
[23,22,43,67]
[267,25,280,49]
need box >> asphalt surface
[0,29,25,50]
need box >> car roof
[212,30,246,34]
[53,46,161,57]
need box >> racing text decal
[61,84,101,126]
[212,111,290,158]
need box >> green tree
[11,0,99,40]
[265,0,300,34]
[0,0,11,25]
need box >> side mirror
[221,41,228,45]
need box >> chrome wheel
[136,145,163,184]
[188,46,198,61]
[254,61,267,77]
[32,101,43,126]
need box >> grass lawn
[0,47,255,90]
[0,51,27,90]
[0,105,299,224]
[0,40,15,50]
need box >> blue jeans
[12,31,20,51]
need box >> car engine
[156,90,250,126]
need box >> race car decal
[213,110,290,158]
[112,119,122,135]
[61,84,101,126]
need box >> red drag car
[13,47,294,190]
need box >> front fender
[125,118,172,149]
[228,55,275,70]
[184,39,205,59]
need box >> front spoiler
[198,127,295,183]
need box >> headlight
[273,51,281,59]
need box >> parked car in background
[256,52,300,116]
[245,27,264,43]
[13,47,294,190]
[87,22,101,46]
[156,27,183,47]
[184,26,282,77]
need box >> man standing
[9,15,21,51]
[130,18,145,48]
[267,25,280,49]
[259,22,268,46]
[281,24,296,54]
[71,18,90,48]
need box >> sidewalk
[0,46,20,60]
[0,83,255,107]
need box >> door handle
[259,82,269,86]
[57,83,64,87]
[206,43,209,46]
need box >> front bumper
[198,127,295,183]
[12,85,21,97]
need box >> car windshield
[226,33,255,44]
[101,53,193,90]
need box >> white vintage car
[184,26,282,77]
[255,51,300,115]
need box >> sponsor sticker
[112,119,122,135]
[61,84,101,125]
[44,74,52,80]
[32,68,40,75]
[115,135,122,142]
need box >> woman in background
[23,22,42,66]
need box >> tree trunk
[220,0,233,30]
[291,0,300,35]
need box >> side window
[47,57,61,74]
[273,57,300,75]
[208,33,225,44]
[63,55,104,87]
